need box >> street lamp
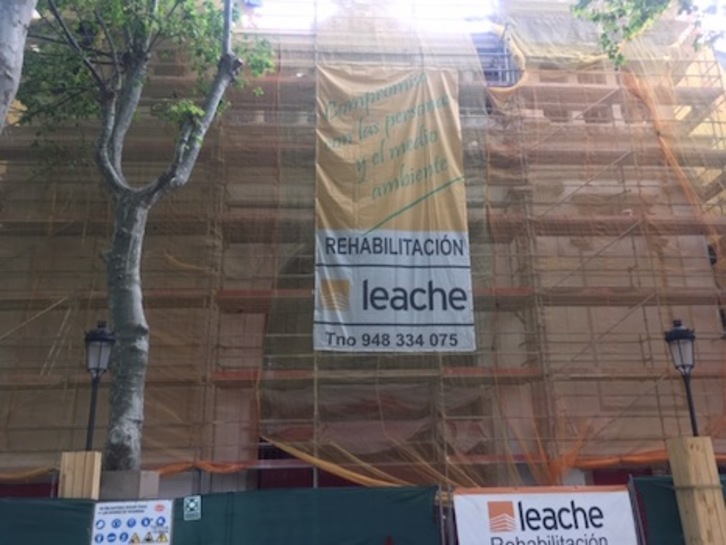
[664,319,698,436]
[84,321,115,451]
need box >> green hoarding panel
[0,498,94,544]
[173,486,440,545]
[633,477,683,545]
[632,476,726,545]
[0,486,439,545]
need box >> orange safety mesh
[0,1,725,487]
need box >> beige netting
[1,0,725,487]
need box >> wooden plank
[666,437,726,545]
[58,451,102,500]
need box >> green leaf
[572,0,692,65]
[20,0,275,130]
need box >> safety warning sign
[91,500,173,545]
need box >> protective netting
[1,0,726,487]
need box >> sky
[695,0,726,55]
[241,0,497,32]
[241,0,726,61]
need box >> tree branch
[46,0,108,91]
[141,0,241,205]
[34,7,64,42]
[20,86,96,123]
[148,0,183,51]
[145,0,159,50]
[0,0,38,134]
[27,32,113,54]
[108,54,149,173]
[36,2,128,196]
[93,8,140,173]
[223,0,232,56]
[95,9,120,82]
[96,95,132,196]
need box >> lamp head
[85,321,115,380]
[664,319,696,376]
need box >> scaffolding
[1,1,726,487]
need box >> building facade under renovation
[1,0,726,493]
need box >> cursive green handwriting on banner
[323,71,427,121]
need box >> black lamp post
[84,321,115,451]
[664,319,698,436]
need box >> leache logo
[488,499,605,533]
[320,279,350,310]
[488,501,516,533]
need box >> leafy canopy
[19,0,273,129]
[573,0,696,65]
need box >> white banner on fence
[91,499,173,545]
[454,487,639,545]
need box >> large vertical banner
[315,66,475,352]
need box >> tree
[573,0,696,64]
[0,0,38,133]
[17,0,273,470]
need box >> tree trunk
[104,194,150,470]
[0,0,37,133]
[89,0,244,471]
